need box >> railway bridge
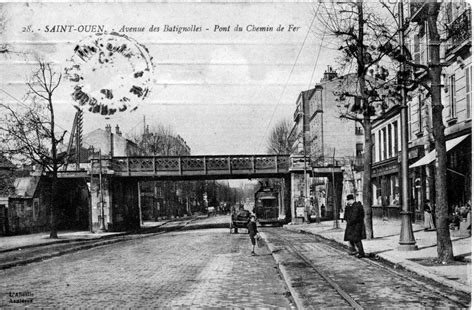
[58,154,343,232]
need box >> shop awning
[409,134,470,168]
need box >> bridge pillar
[291,172,305,224]
[90,176,140,232]
[90,175,113,232]
[282,176,291,222]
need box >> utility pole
[332,148,339,229]
[303,121,309,223]
[398,1,417,251]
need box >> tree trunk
[50,171,58,238]
[363,115,373,239]
[49,93,58,239]
[426,3,453,262]
[356,0,373,239]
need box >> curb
[0,232,129,254]
[0,220,176,254]
[375,252,472,295]
[0,220,229,270]
[0,237,129,270]
[284,226,472,296]
[262,233,304,310]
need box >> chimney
[105,124,111,133]
[115,125,122,136]
[321,65,338,82]
[109,129,114,157]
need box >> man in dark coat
[344,194,366,258]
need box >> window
[382,128,387,160]
[378,131,382,162]
[33,199,39,220]
[413,34,420,64]
[355,123,363,135]
[356,143,363,158]
[408,101,413,139]
[418,95,423,132]
[393,121,398,152]
[371,133,375,161]
[387,124,392,158]
[449,74,456,118]
[466,66,472,119]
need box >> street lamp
[398,1,417,251]
[97,149,106,232]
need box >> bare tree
[317,1,399,239]
[321,0,455,260]
[266,119,294,155]
[0,61,65,238]
[376,1,454,262]
[130,124,188,156]
[424,2,453,263]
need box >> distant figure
[247,215,259,255]
[423,200,435,231]
[320,204,326,218]
[339,207,345,223]
[382,195,389,221]
[392,193,399,206]
[343,194,366,258]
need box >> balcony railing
[446,9,471,55]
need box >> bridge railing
[109,155,290,175]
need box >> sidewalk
[0,220,168,253]
[0,214,225,254]
[284,218,472,294]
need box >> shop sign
[296,207,305,217]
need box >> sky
[0,1,338,155]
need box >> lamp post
[398,1,417,251]
[97,149,106,232]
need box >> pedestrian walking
[247,214,259,255]
[343,194,366,258]
[423,200,435,231]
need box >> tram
[254,184,288,226]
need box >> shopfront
[371,158,400,219]
[410,134,471,215]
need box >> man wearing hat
[343,194,366,258]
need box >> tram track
[284,241,364,309]
[308,232,471,307]
[264,228,471,309]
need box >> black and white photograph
[0,0,472,308]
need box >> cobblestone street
[265,228,470,309]
[1,228,293,308]
[1,224,471,308]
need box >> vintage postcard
[0,1,471,308]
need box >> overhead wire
[257,2,321,152]
[308,24,328,90]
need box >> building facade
[84,124,143,157]
[370,107,405,219]
[289,67,365,222]
[404,1,471,220]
